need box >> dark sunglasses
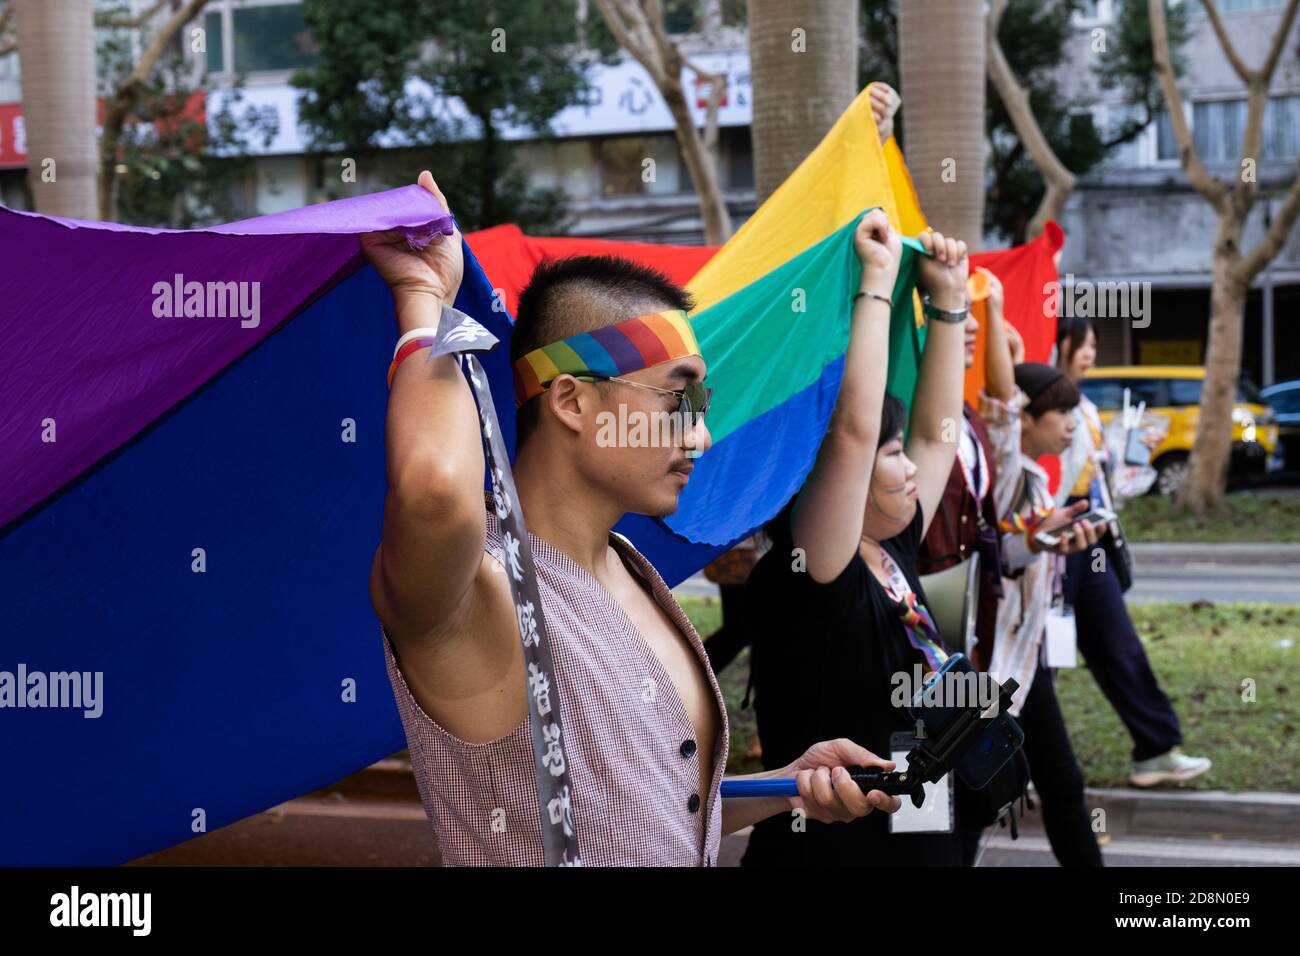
[574,374,712,425]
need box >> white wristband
[392,326,442,361]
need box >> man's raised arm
[363,173,487,645]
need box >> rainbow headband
[512,308,702,405]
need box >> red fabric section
[971,222,1066,497]
[468,221,1064,364]
[464,224,718,318]
[970,220,1064,365]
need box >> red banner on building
[0,102,26,168]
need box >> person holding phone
[742,216,978,866]
[1055,318,1210,787]
[985,362,1109,866]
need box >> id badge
[887,731,953,834]
[1045,604,1078,668]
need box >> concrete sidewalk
[129,761,1299,867]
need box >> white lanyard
[881,551,913,603]
[957,418,990,503]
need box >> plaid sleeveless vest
[381,509,730,866]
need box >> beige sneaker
[1129,748,1211,787]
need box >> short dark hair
[512,255,694,445]
[878,393,908,451]
[1024,373,1081,418]
[763,393,910,543]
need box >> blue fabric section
[0,265,401,864]
[0,246,514,865]
[664,355,846,547]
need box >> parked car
[1080,366,1281,496]
[1260,379,1300,476]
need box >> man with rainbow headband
[361,172,900,866]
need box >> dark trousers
[1018,664,1104,866]
[1062,540,1182,761]
[704,584,750,674]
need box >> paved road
[718,828,1300,867]
[1125,561,1300,604]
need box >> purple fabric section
[3,183,455,238]
[0,187,456,530]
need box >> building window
[1155,110,1180,161]
[597,135,683,196]
[204,10,224,73]
[232,3,318,73]
[1193,96,1300,163]
[662,1,697,34]
[1072,0,1114,24]
[1187,0,1286,15]
[726,126,753,190]
[599,137,650,195]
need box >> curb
[1130,542,1300,565]
[1047,787,1300,843]
[313,758,421,803]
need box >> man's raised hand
[360,171,465,307]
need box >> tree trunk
[13,0,98,219]
[899,0,986,248]
[660,72,731,244]
[1177,214,1248,516]
[99,100,130,222]
[748,0,858,205]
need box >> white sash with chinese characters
[419,305,582,866]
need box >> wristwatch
[922,295,969,324]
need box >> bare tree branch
[119,0,207,94]
[1235,81,1269,219]
[1260,0,1300,80]
[593,0,666,85]
[1239,0,1300,211]
[1149,0,1227,213]
[99,0,211,219]
[1236,174,1300,281]
[1200,0,1255,84]
[987,0,1075,236]
[96,0,173,31]
[1099,100,1154,150]
[0,4,14,57]
[680,55,725,155]
[593,0,731,244]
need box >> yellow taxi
[1080,366,1281,495]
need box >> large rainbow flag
[0,87,1027,864]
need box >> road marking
[982,832,1300,865]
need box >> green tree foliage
[292,0,618,232]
